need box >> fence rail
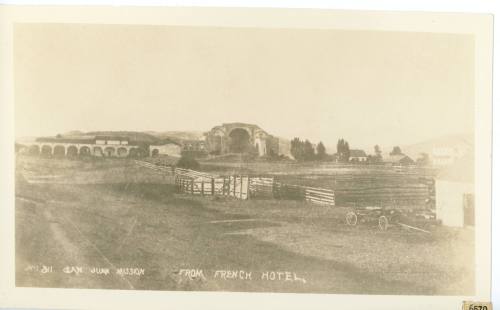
[304,186,335,206]
[135,160,435,209]
[174,167,217,180]
[134,160,174,174]
[136,159,336,206]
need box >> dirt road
[15,158,473,294]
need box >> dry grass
[15,156,474,295]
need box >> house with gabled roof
[349,149,368,162]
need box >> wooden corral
[135,160,335,206]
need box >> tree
[316,141,327,160]
[304,140,315,161]
[416,152,430,166]
[372,144,382,162]
[176,152,200,170]
[390,146,402,156]
[290,137,304,161]
[337,138,350,162]
[345,142,350,160]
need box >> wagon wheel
[346,211,358,226]
[378,215,389,231]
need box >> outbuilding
[435,153,474,228]
[384,154,415,166]
[150,139,182,157]
[349,149,368,162]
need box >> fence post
[248,177,252,199]
[240,175,243,199]
[233,175,236,197]
[191,179,194,195]
[211,178,215,196]
[272,180,277,199]
[201,181,205,196]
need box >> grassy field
[15,156,474,295]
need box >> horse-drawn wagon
[345,205,437,232]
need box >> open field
[15,156,474,294]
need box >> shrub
[176,155,200,170]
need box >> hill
[145,131,205,142]
[391,133,474,159]
[70,131,161,144]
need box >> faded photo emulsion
[12,21,484,297]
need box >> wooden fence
[174,167,217,181]
[134,160,174,174]
[175,175,250,200]
[249,177,274,199]
[135,160,435,209]
[331,175,434,209]
[136,160,335,206]
[272,182,335,206]
[304,186,336,206]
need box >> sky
[14,24,475,149]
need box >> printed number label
[469,306,489,310]
[463,302,492,310]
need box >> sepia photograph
[0,4,494,310]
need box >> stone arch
[228,128,252,153]
[117,147,128,157]
[41,145,52,157]
[151,148,159,157]
[129,148,138,158]
[129,148,146,158]
[28,145,40,156]
[228,127,252,138]
[16,144,28,154]
[214,129,226,136]
[104,146,116,157]
[93,146,104,157]
[254,130,265,138]
[79,146,91,157]
[137,148,148,157]
[53,145,66,157]
[67,145,78,157]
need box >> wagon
[345,206,437,232]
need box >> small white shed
[150,141,182,157]
[435,153,474,228]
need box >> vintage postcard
[0,5,493,310]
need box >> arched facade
[205,123,279,157]
[40,145,52,157]
[79,146,91,156]
[18,142,142,158]
[117,147,128,157]
[53,145,66,157]
[67,145,79,157]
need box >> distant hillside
[63,130,85,136]
[15,136,38,143]
[145,131,205,142]
[73,131,161,144]
[390,133,474,159]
